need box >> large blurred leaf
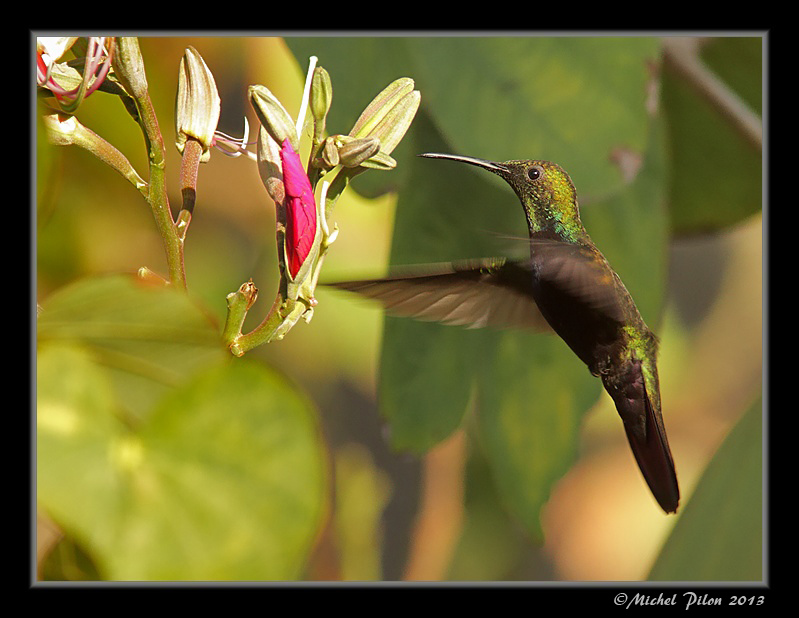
[407,37,659,199]
[581,117,670,324]
[37,344,327,580]
[287,37,660,200]
[333,444,392,580]
[648,397,762,581]
[662,37,762,234]
[446,446,536,580]
[476,331,597,539]
[377,112,519,452]
[380,317,487,452]
[37,274,327,579]
[37,274,226,421]
[290,35,761,235]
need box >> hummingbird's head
[419,153,585,242]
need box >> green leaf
[333,444,392,580]
[38,344,327,580]
[287,37,660,200]
[702,37,762,115]
[446,449,532,580]
[661,37,762,234]
[407,37,660,200]
[376,113,518,452]
[380,317,487,452]
[37,274,226,421]
[581,116,670,324]
[648,396,762,581]
[476,332,598,540]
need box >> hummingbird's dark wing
[327,258,552,332]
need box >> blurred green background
[36,36,763,582]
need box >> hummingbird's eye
[527,166,543,181]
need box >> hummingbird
[331,152,679,514]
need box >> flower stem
[114,39,187,290]
[229,295,309,356]
[176,138,203,240]
[137,91,187,289]
[43,113,148,197]
[223,279,259,347]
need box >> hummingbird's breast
[528,243,632,376]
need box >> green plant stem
[114,37,187,290]
[43,113,148,198]
[229,296,309,356]
[223,279,259,346]
[79,126,149,197]
[136,89,187,290]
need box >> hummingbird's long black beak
[419,152,507,174]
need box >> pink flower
[279,138,317,279]
[37,37,113,110]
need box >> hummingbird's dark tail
[613,386,680,514]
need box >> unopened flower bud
[279,138,318,279]
[310,66,332,138]
[113,37,149,99]
[350,78,413,137]
[337,136,381,168]
[249,85,299,152]
[366,88,420,155]
[175,46,220,163]
[320,136,340,168]
[358,150,397,170]
[349,78,420,155]
[256,127,285,204]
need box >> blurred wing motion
[327,258,552,333]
